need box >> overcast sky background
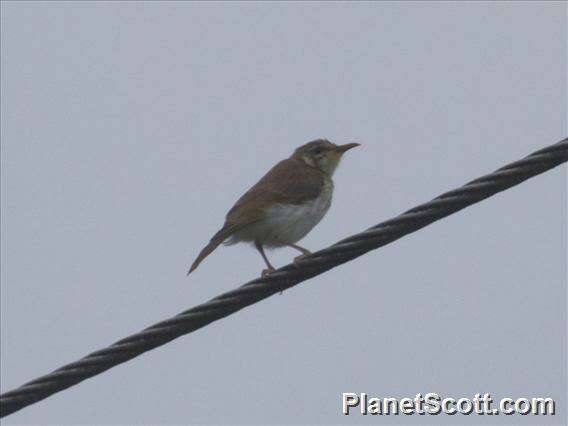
[1,2,566,425]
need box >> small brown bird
[188,139,360,276]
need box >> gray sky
[1,2,566,425]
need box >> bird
[187,139,360,277]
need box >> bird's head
[292,139,360,176]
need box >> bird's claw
[293,253,310,268]
[261,267,276,277]
[260,267,285,295]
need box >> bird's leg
[255,241,276,277]
[288,243,312,256]
[287,243,312,266]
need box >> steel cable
[1,137,567,418]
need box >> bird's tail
[187,225,235,275]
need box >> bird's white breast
[250,179,333,247]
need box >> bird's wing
[225,158,324,225]
[188,158,323,275]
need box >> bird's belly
[232,183,333,247]
[262,199,330,245]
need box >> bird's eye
[313,148,323,155]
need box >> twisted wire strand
[1,138,567,418]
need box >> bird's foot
[261,266,276,277]
[293,252,311,268]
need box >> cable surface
[1,137,567,418]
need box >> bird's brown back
[225,157,325,226]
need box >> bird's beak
[335,142,361,154]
